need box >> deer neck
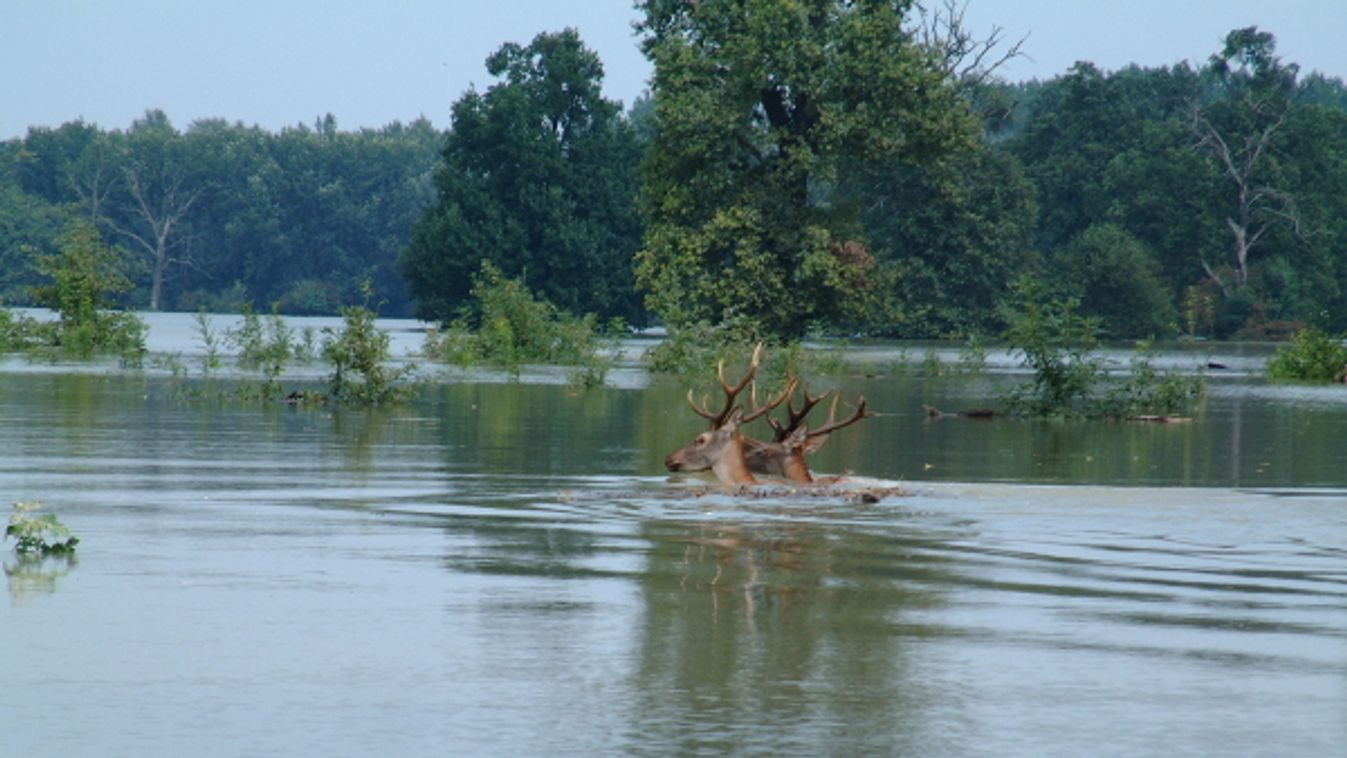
[782,449,814,483]
[712,433,758,485]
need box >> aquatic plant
[5,502,79,556]
[322,300,415,406]
[1267,327,1347,382]
[1002,286,1204,418]
[423,261,613,386]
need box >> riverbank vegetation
[4,9,1347,378]
[1267,327,1347,382]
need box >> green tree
[401,29,644,325]
[33,221,146,358]
[850,145,1037,337]
[634,0,979,340]
[1052,223,1177,338]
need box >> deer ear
[783,424,809,451]
[723,407,745,431]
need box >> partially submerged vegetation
[1000,287,1205,419]
[322,298,416,405]
[6,502,79,557]
[1267,327,1347,382]
[422,262,615,387]
[0,222,146,363]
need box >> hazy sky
[3,1,1345,140]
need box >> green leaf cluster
[321,299,416,406]
[635,0,980,340]
[1001,285,1203,418]
[424,262,612,386]
[401,30,645,326]
[6,221,148,361]
[6,502,79,557]
[1267,327,1347,382]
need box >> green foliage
[635,0,979,340]
[193,310,222,374]
[1052,223,1177,338]
[321,299,416,406]
[1100,344,1207,417]
[1002,285,1204,418]
[6,502,79,556]
[853,146,1037,338]
[959,334,989,374]
[1001,287,1107,417]
[0,308,42,352]
[225,308,295,376]
[1267,327,1347,382]
[9,114,440,315]
[28,222,147,361]
[401,30,644,325]
[423,262,613,386]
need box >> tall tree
[1192,27,1303,293]
[634,0,979,339]
[401,29,644,324]
[107,110,202,311]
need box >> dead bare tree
[912,0,1027,89]
[1191,27,1307,294]
[1192,106,1302,292]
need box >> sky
[3,1,1346,140]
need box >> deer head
[664,344,874,485]
[743,385,872,483]
[664,408,758,484]
[664,344,793,485]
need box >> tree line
[2,112,440,315]
[5,7,1347,343]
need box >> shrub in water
[28,222,147,362]
[322,303,415,405]
[1268,327,1347,382]
[424,262,613,385]
[6,502,79,556]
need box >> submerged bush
[6,502,79,556]
[322,303,415,405]
[1002,292,1107,417]
[15,222,148,362]
[1268,327,1347,382]
[1002,286,1204,418]
[424,262,613,386]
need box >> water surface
[3,319,1346,756]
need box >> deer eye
[697,434,710,444]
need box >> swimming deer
[664,344,873,485]
[664,344,793,485]
[748,385,872,483]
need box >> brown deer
[748,385,872,483]
[664,344,793,485]
[664,345,873,485]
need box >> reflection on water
[4,553,78,605]
[2,351,1346,756]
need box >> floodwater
[3,313,1345,757]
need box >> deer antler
[740,376,798,424]
[767,382,834,442]
[803,393,874,444]
[686,343,793,427]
